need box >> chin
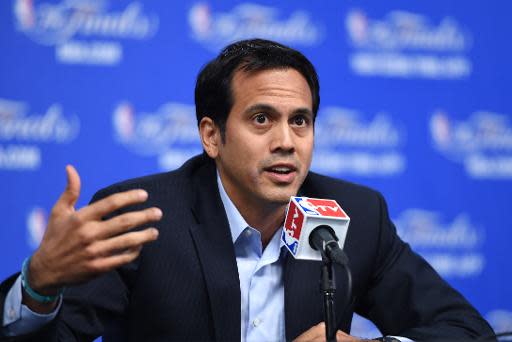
[262,189,297,206]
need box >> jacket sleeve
[354,192,495,341]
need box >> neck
[220,182,287,248]
[240,203,286,248]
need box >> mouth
[263,164,298,183]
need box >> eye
[254,113,268,124]
[292,115,308,126]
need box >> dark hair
[195,38,320,139]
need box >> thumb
[57,165,81,209]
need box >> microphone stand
[309,225,352,341]
[320,251,337,342]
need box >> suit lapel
[188,159,241,341]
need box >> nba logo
[296,197,320,215]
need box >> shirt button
[245,229,252,237]
[252,318,262,327]
[8,307,16,320]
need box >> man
[1,39,495,341]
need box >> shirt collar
[216,171,286,249]
[217,171,251,244]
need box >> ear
[199,116,221,158]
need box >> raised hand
[23,165,161,312]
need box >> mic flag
[281,197,350,261]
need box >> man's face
[213,68,314,211]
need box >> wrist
[22,256,64,303]
[28,251,62,295]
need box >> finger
[56,165,81,210]
[97,207,162,239]
[91,228,159,257]
[336,330,358,342]
[89,245,143,274]
[336,330,349,337]
[78,189,148,221]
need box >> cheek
[225,143,261,180]
[245,159,263,183]
[229,137,264,167]
[305,145,314,165]
[298,137,314,163]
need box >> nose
[270,121,295,154]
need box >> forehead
[229,68,313,112]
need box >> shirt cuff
[2,275,61,336]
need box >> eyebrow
[243,103,313,117]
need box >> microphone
[309,225,349,265]
[281,197,350,264]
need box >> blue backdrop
[1,0,511,337]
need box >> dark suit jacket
[1,154,495,341]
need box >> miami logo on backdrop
[395,209,486,278]
[112,101,201,170]
[0,98,80,171]
[13,0,159,65]
[311,106,406,177]
[188,2,324,51]
[345,9,473,79]
[430,110,512,179]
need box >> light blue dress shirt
[2,273,61,335]
[217,172,286,342]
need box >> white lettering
[350,53,471,79]
[0,145,41,170]
[114,102,200,159]
[316,109,403,148]
[431,111,512,179]
[189,3,323,50]
[313,151,406,176]
[56,40,122,65]
[0,104,79,143]
[314,205,338,212]
[347,10,471,52]
[291,208,299,230]
[423,253,484,277]
[19,1,159,45]
[396,210,483,249]
[466,155,512,179]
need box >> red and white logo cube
[282,197,350,261]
